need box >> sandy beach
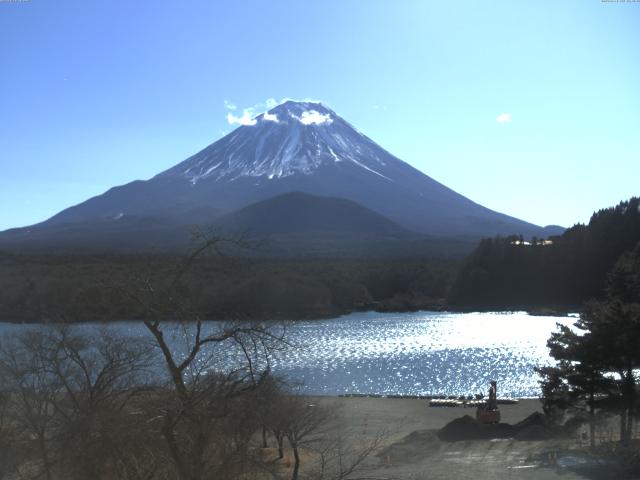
[296,397,613,480]
[319,396,544,441]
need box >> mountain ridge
[215,191,412,237]
[0,100,564,253]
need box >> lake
[0,311,575,398]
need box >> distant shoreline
[1,309,578,325]
[0,307,579,325]
[335,393,540,401]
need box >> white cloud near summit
[265,98,278,109]
[224,98,281,126]
[224,99,258,126]
[227,110,257,126]
[297,110,333,125]
[496,113,512,123]
[263,112,279,122]
[224,98,330,126]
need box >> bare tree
[0,331,61,480]
[305,426,387,480]
[47,328,155,479]
[283,397,333,480]
[0,378,18,479]
[265,392,389,480]
[249,372,284,451]
[114,233,289,480]
[0,327,156,480]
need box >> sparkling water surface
[0,311,575,398]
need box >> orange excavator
[476,380,501,424]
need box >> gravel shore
[308,396,613,480]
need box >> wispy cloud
[263,112,279,122]
[227,111,257,126]
[224,98,259,126]
[224,97,282,126]
[223,97,328,126]
[265,98,278,109]
[297,110,333,125]
[496,113,512,123]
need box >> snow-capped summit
[262,100,334,123]
[8,99,563,244]
[158,100,391,183]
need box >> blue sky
[1,0,638,231]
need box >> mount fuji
[0,100,562,254]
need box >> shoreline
[0,307,579,325]
[335,393,537,401]
[314,396,545,443]
[318,396,613,480]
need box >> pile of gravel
[437,413,552,442]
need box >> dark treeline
[449,197,640,310]
[3,197,638,323]
[537,242,640,453]
[0,252,456,323]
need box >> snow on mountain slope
[158,101,392,183]
[11,99,563,241]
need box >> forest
[1,197,638,323]
[449,197,640,311]
[0,252,455,323]
[537,241,640,451]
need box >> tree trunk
[38,433,53,480]
[589,390,595,447]
[626,366,635,441]
[620,365,635,443]
[161,413,191,480]
[275,432,284,459]
[191,423,208,480]
[291,443,300,480]
[262,424,268,448]
[620,408,628,443]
